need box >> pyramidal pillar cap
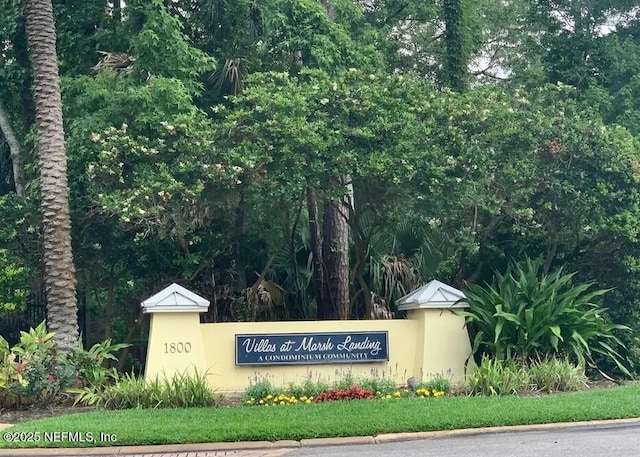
[395,279,468,310]
[141,283,210,314]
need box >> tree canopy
[2,0,640,371]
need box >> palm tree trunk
[24,0,79,353]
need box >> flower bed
[243,376,451,406]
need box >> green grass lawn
[2,383,640,448]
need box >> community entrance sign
[235,331,389,365]
[141,280,473,392]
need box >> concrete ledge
[271,440,301,448]
[374,418,640,444]
[300,436,376,447]
[0,441,276,456]
[375,431,435,443]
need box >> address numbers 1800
[164,342,192,354]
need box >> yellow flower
[259,399,265,404]
[266,394,273,400]
[280,401,286,405]
[385,394,392,399]
[393,391,401,397]
[305,399,312,404]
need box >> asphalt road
[285,423,640,457]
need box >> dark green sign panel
[235,331,389,365]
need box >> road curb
[300,436,376,447]
[1,418,639,456]
[373,417,640,444]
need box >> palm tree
[24,0,79,353]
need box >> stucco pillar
[141,283,209,382]
[397,280,473,385]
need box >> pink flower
[75,380,83,387]
[17,364,24,373]
[94,354,101,361]
[37,338,43,344]
[47,374,54,382]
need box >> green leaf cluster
[458,258,632,376]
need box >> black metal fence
[0,287,87,346]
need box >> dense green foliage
[466,356,588,396]
[83,371,220,409]
[1,0,640,373]
[0,322,127,408]
[459,259,632,375]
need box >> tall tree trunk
[320,184,351,319]
[25,0,79,353]
[0,99,25,196]
[313,0,352,320]
[306,185,325,313]
[443,0,467,91]
[234,192,247,291]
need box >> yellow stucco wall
[144,312,208,381]
[144,309,472,393]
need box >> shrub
[419,375,452,394]
[332,373,357,391]
[467,356,530,396]
[457,258,632,377]
[0,321,129,408]
[95,370,219,409]
[358,377,398,396]
[314,385,375,403]
[64,339,129,391]
[1,322,75,407]
[243,381,276,403]
[286,379,331,398]
[528,357,588,393]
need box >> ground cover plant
[1,383,639,448]
[77,370,221,409]
[242,375,452,406]
[466,356,589,396]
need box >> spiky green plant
[528,357,588,393]
[456,258,632,377]
[466,356,530,396]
